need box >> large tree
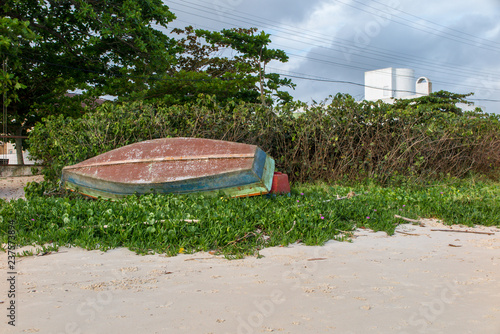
[0,17,37,104]
[136,26,295,105]
[1,0,180,164]
[198,27,294,105]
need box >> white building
[364,68,432,103]
[0,142,36,165]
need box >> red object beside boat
[270,172,290,194]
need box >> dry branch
[395,230,420,236]
[394,215,421,224]
[430,229,494,235]
[285,221,296,234]
[297,192,362,208]
[225,232,257,247]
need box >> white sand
[0,175,44,201]
[1,177,500,333]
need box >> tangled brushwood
[27,92,500,188]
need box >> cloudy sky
[163,0,500,113]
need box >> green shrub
[27,94,500,187]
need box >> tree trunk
[259,48,265,105]
[15,128,24,165]
[259,62,265,105]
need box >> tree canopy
[1,0,296,165]
[135,26,295,105]
[0,17,38,105]
[1,0,180,163]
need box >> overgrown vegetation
[1,0,180,162]
[28,92,500,187]
[1,180,499,257]
[1,1,293,161]
[3,1,499,259]
[5,92,500,257]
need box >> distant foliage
[28,94,500,187]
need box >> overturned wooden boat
[61,137,275,199]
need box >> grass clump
[1,179,499,258]
[0,192,348,257]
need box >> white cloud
[168,0,500,113]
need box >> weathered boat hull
[61,138,275,199]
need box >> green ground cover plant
[2,179,498,258]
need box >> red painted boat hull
[61,137,275,199]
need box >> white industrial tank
[394,68,415,98]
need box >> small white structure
[416,76,432,96]
[364,68,432,103]
[0,152,36,165]
[1,142,36,165]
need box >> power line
[368,0,500,48]
[273,41,500,89]
[164,0,500,108]
[283,52,500,94]
[8,50,500,104]
[166,0,500,82]
[268,68,416,93]
[166,5,500,95]
[332,0,500,53]
[6,7,499,105]
[168,0,500,78]
[267,67,500,103]
[469,98,500,103]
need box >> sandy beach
[0,175,44,201]
[1,176,500,333]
